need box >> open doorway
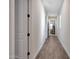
[48,16,57,36]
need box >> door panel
[15,0,28,59]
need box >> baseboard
[57,36,70,57]
[33,38,47,59]
[61,41,70,57]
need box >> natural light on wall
[60,16,62,29]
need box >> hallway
[36,36,69,59]
[9,0,70,59]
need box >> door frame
[9,0,15,59]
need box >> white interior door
[10,0,28,59]
[15,0,28,59]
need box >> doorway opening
[48,16,57,37]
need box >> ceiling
[42,0,64,15]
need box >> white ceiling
[42,0,64,15]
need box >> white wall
[55,0,70,56]
[29,0,46,59]
[45,14,49,38]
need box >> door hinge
[27,14,30,18]
[27,33,30,36]
[27,52,30,55]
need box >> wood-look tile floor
[36,36,69,59]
